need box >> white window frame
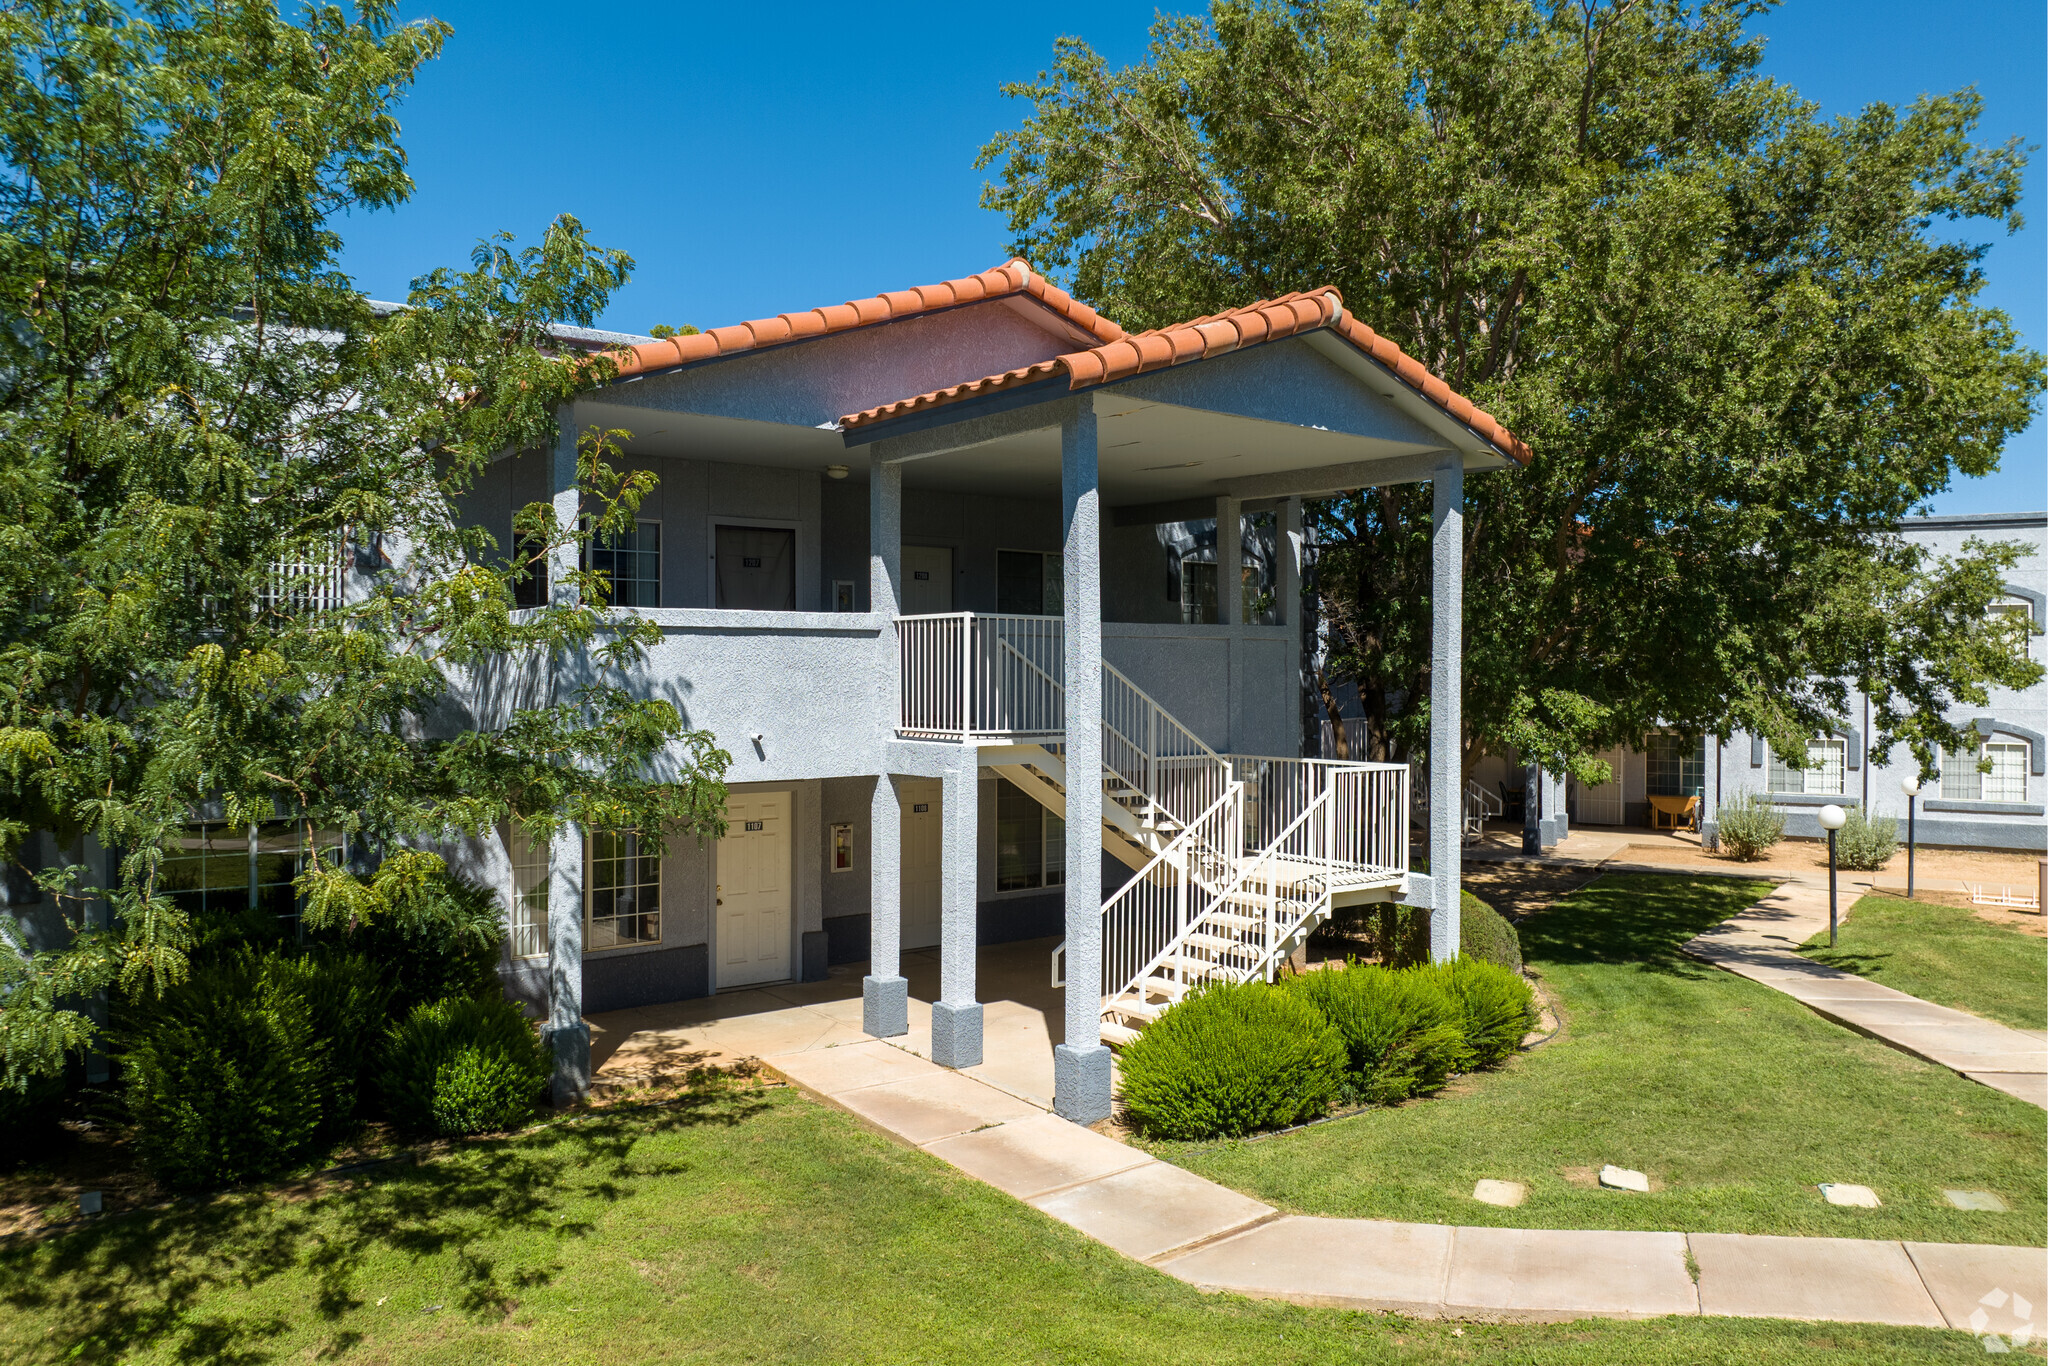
[507,823,550,960]
[1944,740,2029,804]
[992,776,1065,895]
[1768,737,1844,796]
[587,518,662,608]
[585,828,662,951]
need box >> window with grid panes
[1944,741,2029,803]
[1768,737,1844,795]
[586,829,660,948]
[507,823,550,958]
[1646,734,1705,796]
[995,778,1065,891]
[588,521,660,607]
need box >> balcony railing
[897,612,1065,741]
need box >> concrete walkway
[763,1034,2045,1331]
[1684,881,2048,1109]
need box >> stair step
[1138,975,1192,1000]
[1202,911,1260,931]
[1104,995,1166,1022]
[1099,1020,1142,1047]
[1156,954,1231,978]
[1181,932,1255,956]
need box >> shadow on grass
[0,1083,773,1365]
[1517,873,1774,977]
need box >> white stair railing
[897,613,1063,740]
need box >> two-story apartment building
[1468,511,2046,852]
[448,260,1529,1122]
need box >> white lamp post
[1818,804,1848,946]
[1899,775,1921,900]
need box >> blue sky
[339,1,2045,516]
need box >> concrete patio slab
[1690,1233,1945,1327]
[920,1113,1152,1201]
[1968,1072,2048,1106]
[1029,1160,1273,1263]
[1158,1216,1453,1316]
[1443,1226,1697,1322]
[766,1039,936,1096]
[829,1069,1043,1145]
[1903,1242,2048,1332]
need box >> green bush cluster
[1716,790,1785,860]
[381,995,550,1137]
[117,953,327,1189]
[116,938,540,1187]
[1117,979,1346,1140]
[1832,806,1898,871]
[1118,955,1538,1139]
[1339,892,1523,973]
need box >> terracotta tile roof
[839,287,1531,466]
[597,259,1124,381]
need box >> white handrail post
[960,611,974,742]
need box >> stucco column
[863,451,909,1038]
[931,757,983,1067]
[1216,495,1242,626]
[546,822,588,1106]
[1428,457,1464,962]
[1521,760,1542,855]
[1055,402,1112,1124]
[549,414,581,609]
[863,774,907,1037]
[1701,737,1722,851]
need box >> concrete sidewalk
[767,1036,2046,1331]
[1685,881,2048,1108]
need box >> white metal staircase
[896,611,1410,1050]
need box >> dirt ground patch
[1461,864,1607,923]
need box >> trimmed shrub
[1344,892,1521,972]
[1118,979,1345,1140]
[1833,806,1898,871]
[1716,790,1785,860]
[1426,958,1537,1069]
[264,952,391,1134]
[381,995,549,1136]
[1456,895,1522,973]
[1282,963,1469,1104]
[117,954,323,1189]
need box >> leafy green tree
[979,0,2044,779]
[0,0,727,1085]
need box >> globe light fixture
[1818,804,1847,945]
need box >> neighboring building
[1470,511,2044,852]
[437,259,1529,1119]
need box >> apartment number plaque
[912,803,929,813]
[744,820,764,831]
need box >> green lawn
[1158,874,2046,1243]
[0,1080,1995,1365]
[1800,895,2048,1032]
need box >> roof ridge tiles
[599,257,1123,382]
[838,283,1531,465]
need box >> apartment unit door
[1573,746,1627,825]
[716,791,792,988]
[901,545,953,615]
[900,780,942,950]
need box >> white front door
[1574,746,1627,825]
[717,792,792,987]
[902,545,954,614]
[901,780,942,950]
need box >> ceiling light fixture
[824,464,849,480]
